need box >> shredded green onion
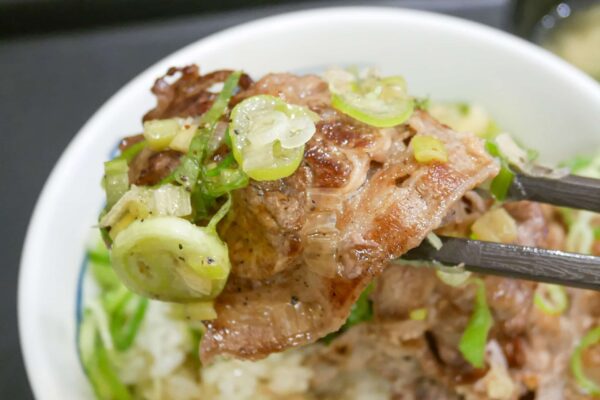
[117,140,147,163]
[485,140,515,201]
[174,71,242,193]
[344,283,375,329]
[459,279,493,368]
[321,283,375,344]
[78,310,132,400]
[571,326,600,396]
[108,293,148,351]
[203,167,249,198]
[89,244,121,291]
[534,284,569,316]
[174,131,210,192]
[205,154,235,177]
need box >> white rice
[114,301,314,400]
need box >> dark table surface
[0,0,510,397]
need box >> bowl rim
[18,6,600,399]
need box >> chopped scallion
[459,279,493,368]
[412,135,448,163]
[534,283,568,316]
[571,326,600,396]
[409,308,428,321]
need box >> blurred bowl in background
[512,0,600,79]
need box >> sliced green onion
[143,119,180,151]
[534,284,568,316]
[325,68,414,128]
[571,326,600,396]
[99,184,192,230]
[436,268,471,287]
[169,123,198,153]
[229,94,318,181]
[459,279,493,368]
[78,310,132,400]
[103,159,129,210]
[110,216,231,303]
[409,308,428,321]
[412,135,448,163]
[182,301,217,321]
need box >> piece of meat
[305,322,458,400]
[220,166,310,279]
[125,66,255,186]
[128,148,181,186]
[437,190,491,237]
[136,67,498,362]
[486,276,535,336]
[143,65,253,121]
[373,265,436,320]
[199,73,499,361]
[503,201,549,247]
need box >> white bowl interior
[18,7,600,399]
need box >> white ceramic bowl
[18,7,600,399]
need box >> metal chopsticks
[508,173,600,213]
[404,236,600,291]
[403,173,600,290]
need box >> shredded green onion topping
[571,326,600,396]
[459,278,493,368]
[485,140,515,201]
